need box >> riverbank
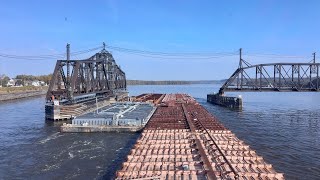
[0,86,47,101]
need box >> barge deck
[116,94,284,180]
[60,101,156,133]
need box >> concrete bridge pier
[207,93,242,109]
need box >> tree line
[0,74,223,87]
[126,80,224,85]
[0,74,52,87]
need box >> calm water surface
[0,84,319,179]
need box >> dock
[116,94,284,180]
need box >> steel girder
[219,63,320,94]
[46,50,126,102]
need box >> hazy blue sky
[0,0,319,80]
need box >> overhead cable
[0,46,103,60]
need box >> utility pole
[239,48,243,89]
[66,43,71,102]
[311,52,317,74]
[313,52,316,63]
[67,43,70,78]
[239,48,242,68]
[103,42,106,50]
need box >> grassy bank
[0,86,48,94]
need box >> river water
[0,84,319,179]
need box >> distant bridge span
[219,49,319,94]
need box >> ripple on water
[39,132,64,144]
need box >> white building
[39,81,47,86]
[31,80,40,86]
[7,79,15,87]
[31,80,47,86]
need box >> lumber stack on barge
[116,93,284,180]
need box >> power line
[70,46,103,56]
[110,50,237,59]
[0,43,316,62]
[106,45,237,57]
[0,46,103,60]
[105,45,315,60]
[0,44,238,60]
[244,53,312,59]
[105,45,238,59]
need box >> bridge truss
[46,44,126,103]
[220,49,319,94]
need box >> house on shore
[6,79,16,87]
[31,80,46,87]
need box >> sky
[0,0,319,80]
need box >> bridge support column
[207,93,242,109]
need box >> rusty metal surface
[116,94,284,180]
[46,47,126,104]
[134,93,165,105]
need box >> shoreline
[0,90,47,102]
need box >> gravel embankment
[0,90,47,101]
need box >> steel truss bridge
[220,49,319,94]
[46,44,126,104]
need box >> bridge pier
[207,93,242,109]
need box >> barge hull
[60,125,143,133]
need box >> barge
[116,93,284,180]
[60,102,156,133]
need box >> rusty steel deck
[116,94,284,180]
